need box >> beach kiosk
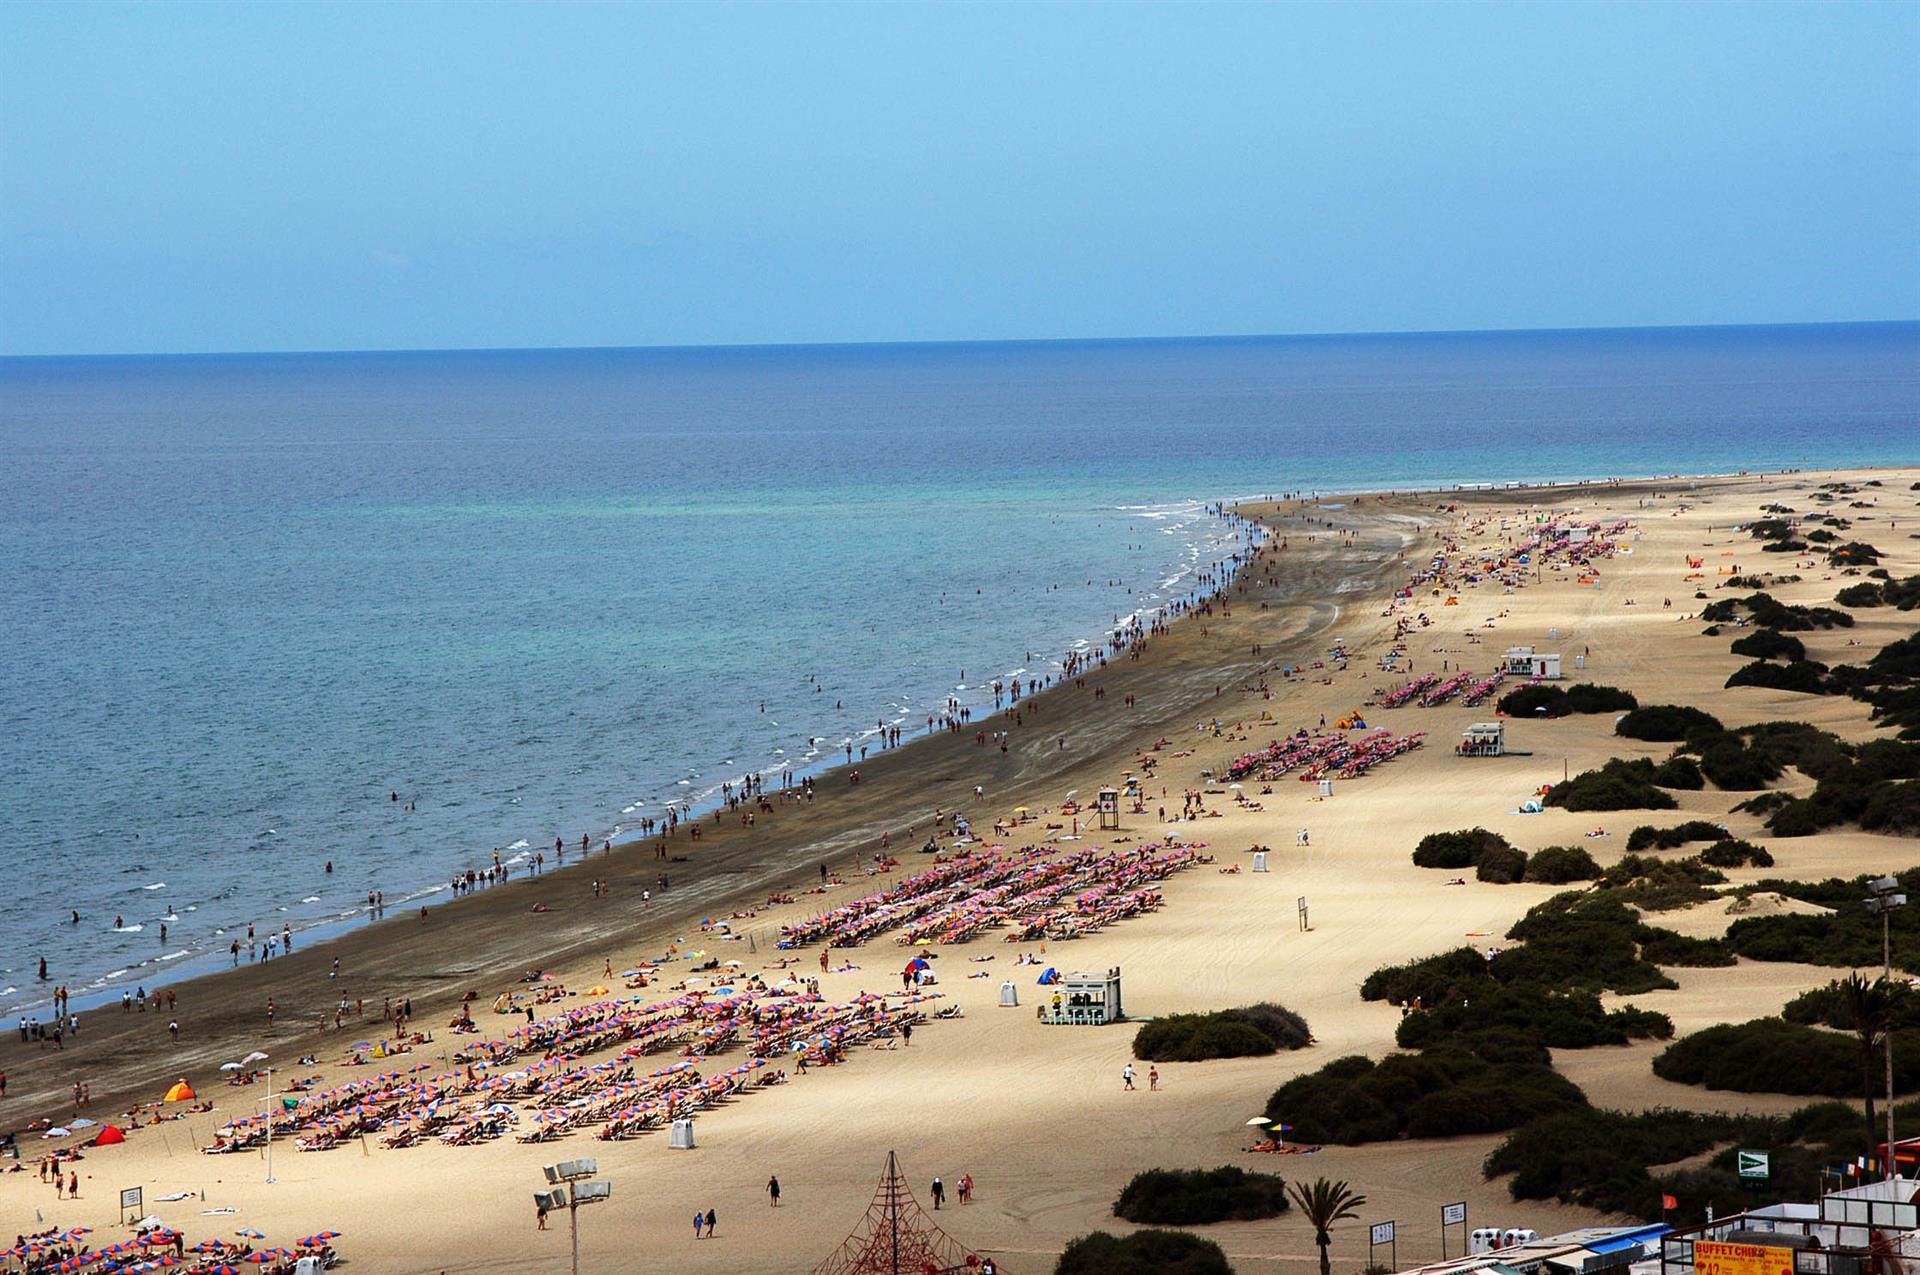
[1039,967,1124,1026]
[1458,722,1507,757]
[1502,646,1563,679]
[1096,787,1121,830]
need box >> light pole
[1867,877,1906,1180]
[539,1158,612,1275]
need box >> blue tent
[1036,967,1059,985]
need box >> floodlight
[573,1181,612,1204]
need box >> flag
[1662,1195,1678,1211]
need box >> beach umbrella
[45,1125,72,1137]
[69,1117,97,1128]
[241,1051,268,1064]
[219,1061,244,1071]
[233,1229,264,1240]
[1245,1117,1272,1126]
[350,1040,373,1050]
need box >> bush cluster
[1652,1018,1920,1096]
[1543,759,1680,811]
[1133,1004,1312,1061]
[1784,978,1920,1031]
[1732,629,1808,661]
[1727,869,1920,966]
[1700,592,1853,631]
[1264,1048,1587,1145]
[1755,734,1920,837]
[1499,893,1679,992]
[1697,838,1774,869]
[1594,854,1727,911]
[1727,660,1835,695]
[1616,705,1724,741]
[1057,1230,1234,1275]
[1395,983,1672,1052]
[1522,845,1602,883]
[1626,821,1728,851]
[1837,576,1920,610]
[1411,828,1512,870]
[1495,684,1638,717]
[1113,1166,1290,1226]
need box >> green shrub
[1697,838,1774,869]
[1225,1003,1313,1051]
[1396,984,1671,1051]
[1476,845,1529,884]
[1829,541,1883,566]
[1566,684,1638,713]
[1732,629,1808,661]
[1596,854,1726,911]
[1635,926,1736,967]
[1500,894,1678,992]
[1728,660,1834,695]
[1412,827,1513,870]
[1626,821,1728,851]
[1113,1166,1290,1225]
[1360,947,1494,1006]
[1544,759,1680,811]
[1485,1106,1793,1221]
[1690,733,1788,789]
[1265,1048,1586,1145]
[1617,705,1724,741]
[1653,1018,1920,1096]
[1785,979,1920,1031]
[1057,1230,1235,1275]
[1523,845,1602,883]
[1499,685,1570,717]
[1134,1014,1281,1062]
[1651,756,1706,790]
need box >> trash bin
[669,1118,696,1149]
[1251,852,1269,873]
[998,980,1019,1007]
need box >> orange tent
[163,1079,195,1102]
[93,1125,127,1146]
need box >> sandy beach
[7,466,1919,1274]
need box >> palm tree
[1288,1176,1368,1275]
[1839,972,1896,1164]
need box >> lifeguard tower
[1038,968,1124,1025]
[1502,646,1562,679]
[1096,787,1121,830]
[1458,722,1506,757]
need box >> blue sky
[2,0,1915,355]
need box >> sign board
[120,1186,142,1211]
[1737,1150,1771,1180]
[1442,1202,1467,1226]
[1695,1240,1795,1275]
[1371,1222,1396,1246]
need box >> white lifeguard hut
[1096,786,1121,830]
[1502,645,1562,679]
[1038,968,1124,1025]
[1458,721,1507,757]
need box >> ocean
[2,322,1915,1015]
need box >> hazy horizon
[4,1,1915,357]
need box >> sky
[1,0,1916,356]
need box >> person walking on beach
[704,1207,717,1237]
[1149,1066,1159,1091]
[1123,1063,1136,1090]
[536,1201,548,1230]
[931,1177,945,1209]
[767,1175,781,1207]
[693,1211,704,1239]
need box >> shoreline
[6,462,1920,1273]
[0,482,1425,1118]
[3,462,1889,1067]
[11,461,1859,1023]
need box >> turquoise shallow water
[1,324,1914,1013]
